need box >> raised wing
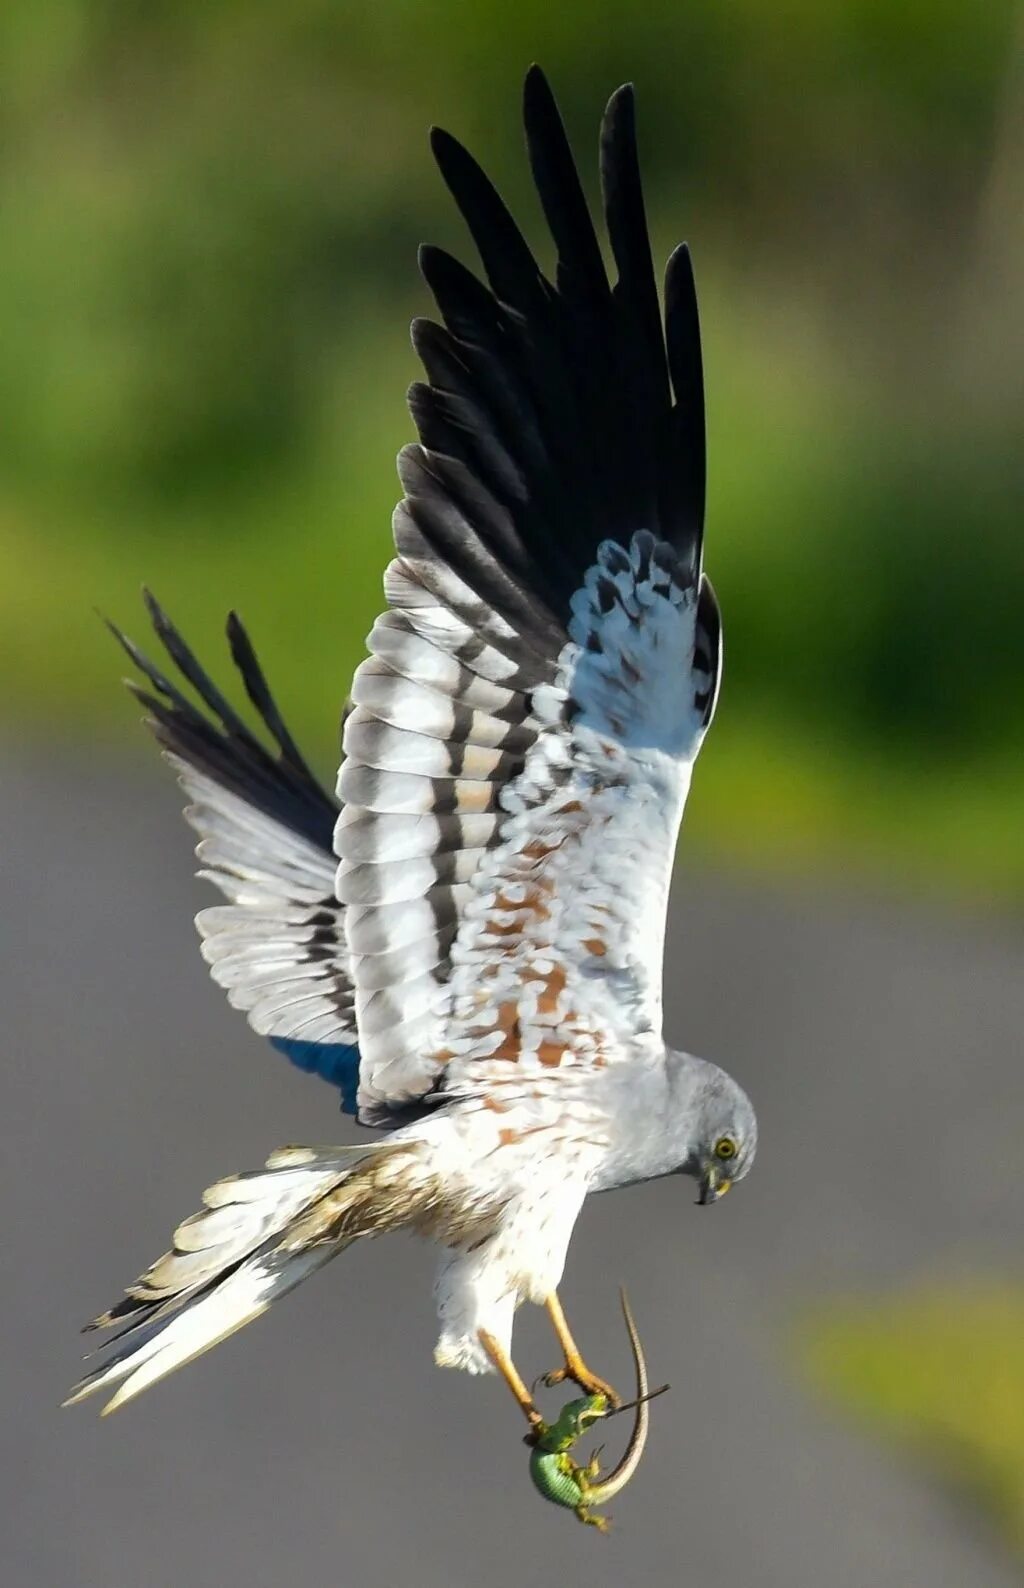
[338,70,721,1121]
[110,593,360,1109]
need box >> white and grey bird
[66,66,757,1422]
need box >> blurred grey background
[2,4,1023,1583]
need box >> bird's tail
[64,1139,434,1414]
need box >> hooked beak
[698,1166,732,1206]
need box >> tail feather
[67,1141,420,1413]
[65,1245,329,1414]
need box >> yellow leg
[478,1329,543,1429]
[541,1291,622,1407]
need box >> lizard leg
[575,1503,611,1532]
[477,1328,543,1429]
[540,1292,622,1407]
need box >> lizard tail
[584,1289,669,1505]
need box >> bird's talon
[541,1354,621,1406]
[568,1366,621,1407]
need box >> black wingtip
[601,85,640,189]
[605,81,637,118]
[224,608,252,672]
[664,242,704,405]
[141,584,175,642]
[104,590,339,848]
[601,84,642,197]
[429,124,458,163]
[98,608,125,646]
[103,613,155,679]
[523,62,552,104]
[417,243,462,291]
[224,609,245,647]
[100,610,138,679]
[415,66,704,592]
[429,125,473,196]
[416,243,455,294]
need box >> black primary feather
[408,66,707,639]
[107,595,339,854]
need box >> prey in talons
[536,1291,624,1407]
[478,1288,630,1429]
[487,1289,668,1530]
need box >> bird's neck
[591,1046,709,1192]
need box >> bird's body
[67,65,757,1419]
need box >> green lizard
[527,1289,668,1531]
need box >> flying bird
[67,66,757,1422]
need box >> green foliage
[0,3,1021,895]
[805,1283,1024,1555]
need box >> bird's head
[672,1055,758,1205]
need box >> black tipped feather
[226,611,325,789]
[664,243,706,562]
[523,65,609,308]
[411,68,707,637]
[429,128,546,316]
[600,83,669,412]
[108,596,338,853]
[107,596,360,1098]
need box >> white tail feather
[68,1246,328,1414]
[66,1142,414,1414]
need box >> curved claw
[542,1363,623,1406]
[535,1362,622,1402]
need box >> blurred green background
[2,0,1021,898]
[2,2,1023,1569]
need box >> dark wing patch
[410,67,706,615]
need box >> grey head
[667,1050,758,1206]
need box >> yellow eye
[714,1136,737,1161]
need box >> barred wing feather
[338,70,721,1120]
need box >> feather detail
[338,70,714,1118]
[66,1143,425,1414]
[109,598,358,1099]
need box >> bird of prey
[67,66,757,1424]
